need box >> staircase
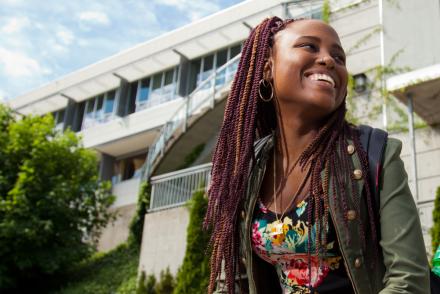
[141,54,240,180]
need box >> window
[192,43,242,90]
[104,91,116,115]
[112,153,147,184]
[138,78,150,103]
[52,109,65,130]
[81,89,119,129]
[216,49,228,68]
[135,66,179,112]
[229,44,241,58]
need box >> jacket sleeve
[378,138,430,293]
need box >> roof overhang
[7,0,322,115]
[387,63,440,125]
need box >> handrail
[141,54,241,180]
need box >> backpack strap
[358,125,388,222]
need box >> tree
[173,189,210,294]
[0,105,114,291]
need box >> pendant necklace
[269,144,311,237]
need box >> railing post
[149,182,156,211]
[211,70,217,109]
[183,97,189,132]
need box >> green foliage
[322,0,330,24]
[55,242,139,294]
[156,267,175,294]
[0,105,115,291]
[178,143,206,170]
[137,271,157,294]
[431,186,440,254]
[145,274,157,294]
[173,189,210,294]
[345,74,360,125]
[129,181,152,246]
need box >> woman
[204,17,430,293]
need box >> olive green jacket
[238,133,430,294]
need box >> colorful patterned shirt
[251,198,354,294]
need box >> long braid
[205,16,379,294]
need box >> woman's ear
[263,55,274,82]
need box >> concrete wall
[98,204,137,252]
[138,206,190,277]
[383,0,440,71]
[112,177,141,208]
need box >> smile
[306,73,336,88]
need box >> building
[6,0,440,277]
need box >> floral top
[251,198,354,294]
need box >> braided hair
[204,16,378,293]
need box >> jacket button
[347,144,355,155]
[241,257,246,265]
[354,257,362,268]
[347,210,357,220]
[241,210,246,220]
[353,169,363,180]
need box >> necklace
[270,145,311,237]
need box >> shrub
[156,267,175,294]
[431,186,440,254]
[173,189,210,294]
[129,181,151,246]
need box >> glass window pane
[203,55,214,71]
[57,109,65,124]
[230,44,241,58]
[164,69,174,85]
[138,78,150,102]
[216,49,227,68]
[86,99,94,114]
[96,95,104,112]
[104,91,116,113]
[152,73,162,90]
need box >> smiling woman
[204,17,430,294]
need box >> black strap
[358,125,388,223]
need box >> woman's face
[269,19,348,120]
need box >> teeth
[308,73,335,87]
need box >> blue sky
[0,0,243,101]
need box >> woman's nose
[317,56,335,69]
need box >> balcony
[149,163,211,212]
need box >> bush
[173,189,210,294]
[0,106,114,292]
[129,181,151,246]
[431,186,440,254]
[156,267,175,294]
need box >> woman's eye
[334,55,346,64]
[299,43,317,51]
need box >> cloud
[2,16,30,34]
[78,11,110,26]
[0,47,51,77]
[56,27,75,45]
[156,0,220,21]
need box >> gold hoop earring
[258,79,274,102]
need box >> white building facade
[7,0,440,277]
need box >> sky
[0,0,244,101]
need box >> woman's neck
[275,113,320,170]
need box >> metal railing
[142,54,240,180]
[149,163,212,212]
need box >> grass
[54,242,139,294]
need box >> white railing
[149,163,212,212]
[142,54,240,180]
